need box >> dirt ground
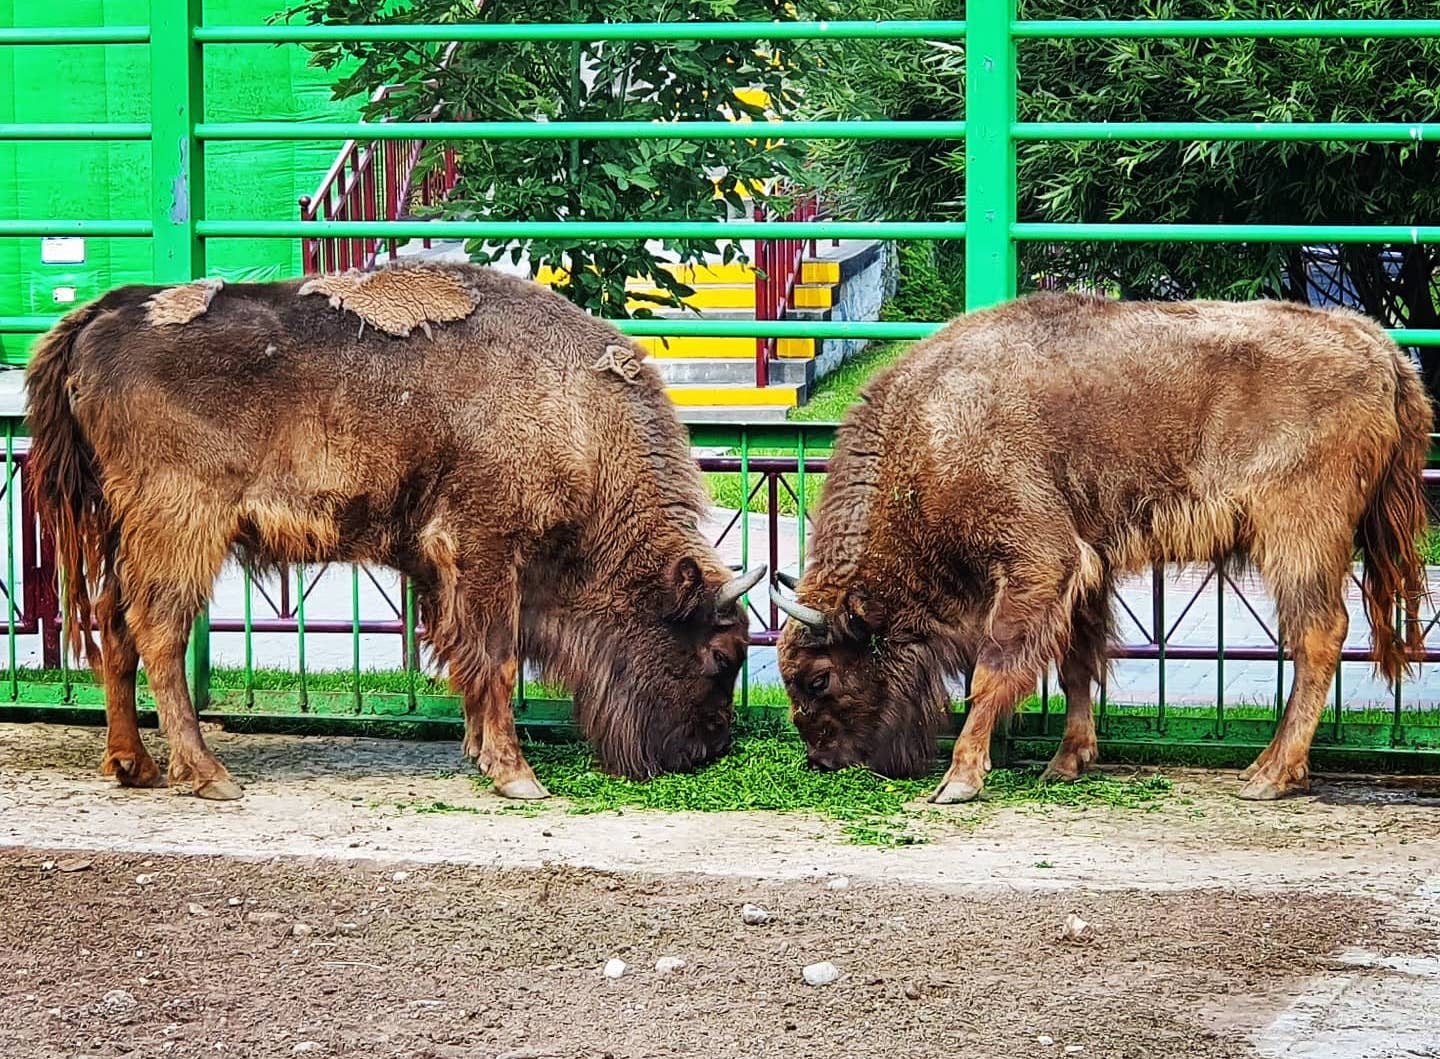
[3,723,1440,1059]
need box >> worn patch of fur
[143,278,224,328]
[591,343,646,385]
[299,266,477,338]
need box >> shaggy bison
[28,262,763,801]
[774,292,1430,802]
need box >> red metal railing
[753,190,820,386]
[298,45,461,276]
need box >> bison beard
[26,263,763,800]
[778,292,1431,804]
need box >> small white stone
[1061,913,1091,942]
[186,903,209,917]
[102,989,136,1012]
[134,874,153,886]
[337,922,359,935]
[391,871,410,884]
[825,876,850,891]
[291,924,313,938]
[1037,1035,1056,1046]
[802,962,840,987]
[602,958,627,980]
[245,911,284,926]
[226,897,242,908]
[654,956,686,975]
[41,861,55,872]
[741,903,771,926]
[292,1043,320,1055]
[1065,1047,1084,1055]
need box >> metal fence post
[964,0,1018,310]
[151,0,211,709]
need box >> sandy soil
[3,722,1440,1058]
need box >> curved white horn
[716,565,767,612]
[769,578,828,634]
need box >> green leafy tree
[801,0,1440,389]
[285,0,819,317]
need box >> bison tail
[1358,349,1433,685]
[25,301,109,667]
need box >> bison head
[773,573,945,779]
[575,559,763,780]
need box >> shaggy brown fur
[776,292,1431,803]
[27,261,761,801]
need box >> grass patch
[461,723,1175,847]
[788,340,907,423]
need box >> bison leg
[1239,594,1348,802]
[933,548,1093,804]
[120,508,241,801]
[424,541,548,801]
[1041,587,1111,783]
[95,575,162,789]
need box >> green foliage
[281,0,822,317]
[881,243,964,324]
[800,0,1440,385]
[789,339,906,421]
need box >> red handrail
[299,44,461,275]
[753,189,820,387]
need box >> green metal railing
[3,3,1440,767]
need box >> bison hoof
[494,775,550,801]
[461,733,483,761]
[929,780,981,805]
[1041,743,1099,784]
[194,776,245,801]
[102,752,164,789]
[1237,771,1309,802]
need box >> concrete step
[652,357,814,387]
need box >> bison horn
[715,565,767,612]
[769,574,829,634]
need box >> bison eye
[806,672,830,696]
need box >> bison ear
[668,556,708,620]
[837,585,887,642]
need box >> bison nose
[807,748,848,772]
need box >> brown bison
[773,292,1431,802]
[27,261,764,801]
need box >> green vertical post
[152,0,209,708]
[964,0,1018,310]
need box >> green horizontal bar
[1,311,1433,348]
[0,123,151,141]
[197,219,965,240]
[197,119,967,142]
[1016,122,1440,143]
[195,20,967,44]
[619,319,940,339]
[1015,222,1440,245]
[0,316,57,333]
[0,26,149,44]
[1014,19,1440,40]
[0,220,152,237]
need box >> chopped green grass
[458,726,1175,847]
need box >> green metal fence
[4,3,1440,768]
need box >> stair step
[626,283,755,310]
[652,357,813,387]
[680,405,792,424]
[638,334,756,359]
[666,383,799,409]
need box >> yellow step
[791,284,834,310]
[666,384,798,408]
[637,335,757,359]
[537,260,758,288]
[801,260,840,284]
[626,284,755,311]
[776,337,815,359]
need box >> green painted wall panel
[0,0,358,360]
